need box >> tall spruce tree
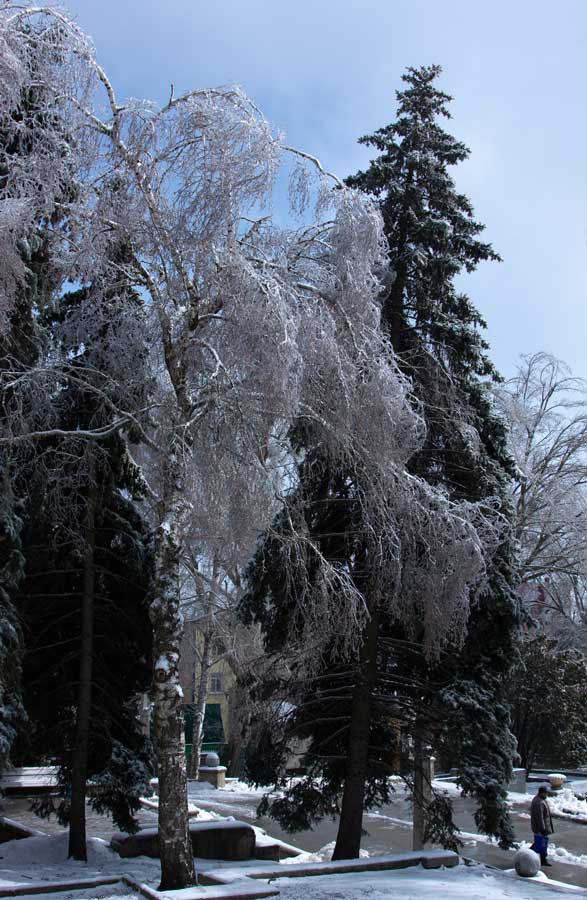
[0,71,64,775]
[0,236,45,776]
[347,63,520,848]
[15,434,154,843]
[242,65,520,855]
[12,266,155,860]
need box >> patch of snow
[548,843,587,868]
[0,767,59,789]
[0,833,160,888]
[272,863,581,899]
[502,867,584,893]
[140,796,220,820]
[549,788,587,819]
[250,825,303,858]
[279,840,370,865]
[365,812,412,827]
[219,780,265,794]
[0,833,111,868]
[568,779,587,793]
[190,806,221,821]
[432,779,530,807]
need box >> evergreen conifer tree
[242,65,520,854]
[13,275,154,857]
[0,77,63,775]
[16,441,154,834]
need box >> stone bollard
[514,848,540,877]
[509,768,527,793]
[548,773,566,791]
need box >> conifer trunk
[382,164,412,356]
[68,474,96,861]
[332,605,380,860]
[412,734,433,849]
[412,736,425,850]
[150,506,196,891]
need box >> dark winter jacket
[530,794,554,835]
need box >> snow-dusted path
[185,779,587,889]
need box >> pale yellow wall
[194,631,235,742]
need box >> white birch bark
[150,493,196,890]
[189,631,211,780]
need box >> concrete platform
[0,849,459,900]
[112,820,256,861]
[202,849,459,884]
[0,875,120,897]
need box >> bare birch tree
[495,352,587,638]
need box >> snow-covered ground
[432,777,530,806]
[2,776,587,898]
[273,864,583,899]
[0,833,581,900]
[0,832,158,898]
[431,778,587,874]
[548,788,587,820]
[186,777,587,878]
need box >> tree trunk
[384,260,408,355]
[332,606,380,860]
[412,736,425,850]
[381,165,413,356]
[189,631,211,780]
[150,511,196,891]
[413,736,434,850]
[68,476,96,861]
[227,682,245,777]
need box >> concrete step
[204,849,459,884]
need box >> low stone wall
[0,816,43,844]
[111,819,256,861]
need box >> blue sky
[66,0,587,380]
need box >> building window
[211,639,225,658]
[209,672,223,693]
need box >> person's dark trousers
[530,833,549,864]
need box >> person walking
[530,785,554,867]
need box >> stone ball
[514,848,540,877]
[206,751,220,767]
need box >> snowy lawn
[272,865,582,899]
[0,832,160,888]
